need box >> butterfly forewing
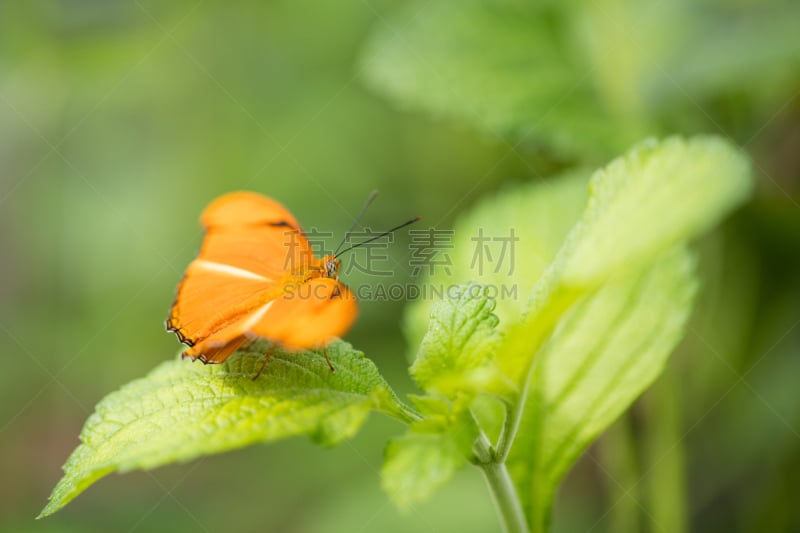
[200,191,317,279]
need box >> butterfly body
[167,192,357,365]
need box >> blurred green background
[1,1,798,532]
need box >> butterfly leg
[252,344,277,381]
[321,344,335,373]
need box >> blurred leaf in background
[361,0,800,162]
[1,0,799,532]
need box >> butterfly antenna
[334,190,379,255]
[336,216,421,256]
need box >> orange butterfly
[167,191,416,375]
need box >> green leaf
[496,136,752,379]
[559,136,752,286]
[360,0,634,157]
[410,282,504,396]
[40,341,407,518]
[381,397,477,509]
[382,433,468,510]
[362,0,799,159]
[507,247,697,531]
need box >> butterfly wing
[199,191,315,279]
[168,192,319,359]
[174,277,357,364]
[246,277,358,349]
[169,192,358,363]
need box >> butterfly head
[322,255,341,279]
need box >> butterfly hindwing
[246,277,357,349]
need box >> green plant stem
[496,400,521,462]
[475,433,529,533]
[379,395,423,426]
[396,401,423,424]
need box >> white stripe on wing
[194,260,273,282]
